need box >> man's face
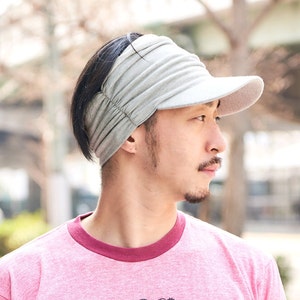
[141,100,226,204]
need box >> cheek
[159,135,195,165]
[156,121,204,165]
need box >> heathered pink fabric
[0,211,285,299]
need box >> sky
[0,0,21,15]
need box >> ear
[120,135,137,154]
[120,127,143,154]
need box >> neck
[81,169,178,248]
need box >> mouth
[198,157,222,177]
[201,164,220,177]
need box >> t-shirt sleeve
[258,256,287,300]
[0,264,10,300]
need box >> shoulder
[184,212,259,247]
[0,220,72,265]
[177,212,285,299]
[0,222,70,295]
[182,212,275,266]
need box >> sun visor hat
[85,34,264,165]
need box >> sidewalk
[244,230,300,300]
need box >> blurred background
[0,0,300,298]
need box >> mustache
[198,156,222,171]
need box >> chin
[184,191,210,204]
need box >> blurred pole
[43,0,71,227]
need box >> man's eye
[197,115,206,121]
[216,116,221,122]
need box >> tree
[196,0,284,236]
[0,0,135,225]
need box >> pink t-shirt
[0,212,286,299]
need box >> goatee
[184,191,210,204]
[184,156,221,204]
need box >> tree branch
[246,0,281,37]
[196,0,233,39]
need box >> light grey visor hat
[85,34,264,166]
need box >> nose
[206,125,226,154]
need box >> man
[0,33,286,299]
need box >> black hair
[70,32,143,161]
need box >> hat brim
[157,75,264,116]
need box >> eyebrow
[204,100,221,108]
[184,100,220,116]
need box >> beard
[184,190,210,204]
[144,116,221,204]
[184,156,221,204]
